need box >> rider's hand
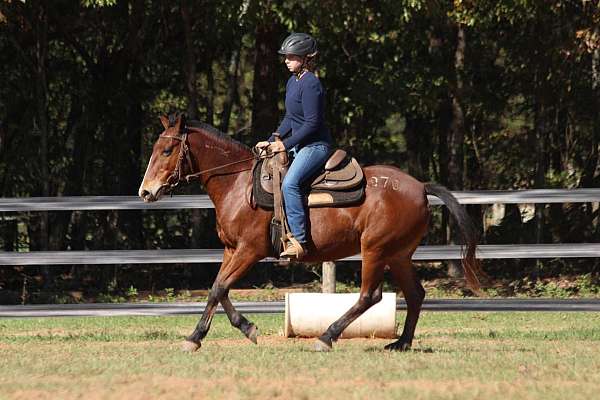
[269,140,286,153]
[254,141,271,150]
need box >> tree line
[0,1,599,301]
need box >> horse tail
[424,183,486,294]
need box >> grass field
[1,312,600,399]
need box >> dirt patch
[203,336,394,349]
[10,375,595,400]
[206,335,288,347]
[9,390,54,400]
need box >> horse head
[138,113,190,202]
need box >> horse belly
[306,206,362,261]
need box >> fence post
[322,261,336,293]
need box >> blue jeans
[282,142,331,244]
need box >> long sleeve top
[269,71,332,150]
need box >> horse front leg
[182,246,259,352]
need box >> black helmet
[278,33,317,56]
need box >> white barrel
[284,292,397,339]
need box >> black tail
[425,183,485,293]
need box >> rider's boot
[280,235,308,259]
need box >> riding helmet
[278,33,317,56]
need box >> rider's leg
[281,142,331,254]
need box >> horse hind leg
[384,257,425,351]
[315,251,385,351]
[220,292,258,344]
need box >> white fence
[1,189,599,266]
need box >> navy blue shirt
[269,71,332,150]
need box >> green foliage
[164,287,176,302]
[508,276,600,298]
[574,274,600,297]
[126,285,138,301]
[81,0,117,7]
[96,293,127,303]
[532,280,572,298]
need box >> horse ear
[159,115,169,130]
[174,113,186,132]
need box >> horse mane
[167,113,251,154]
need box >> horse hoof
[181,340,201,353]
[246,324,258,344]
[314,337,333,352]
[384,340,411,352]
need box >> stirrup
[280,236,306,259]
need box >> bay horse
[138,114,484,352]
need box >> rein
[158,128,277,192]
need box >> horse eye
[162,148,173,156]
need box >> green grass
[1,312,600,399]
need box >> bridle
[157,126,269,192]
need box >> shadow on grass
[363,346,436,353]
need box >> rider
[255,32,333,259]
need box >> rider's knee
[282,176,301,192]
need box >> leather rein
[157,127,270,192]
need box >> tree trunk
[220,48,241,134]
[592,27,600,238]
[205,60,215,125]
[181,0,204,285]
[118,0,145,250]
[33,0,50,286]
[404,116,431,181]
[250,11,283,143]
[48,92,87,252]
[181,0,198,120]
[448,24,466,191]
[447,23,467,278]
[534,94,549,245]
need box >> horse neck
[187,127,253,208]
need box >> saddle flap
[311,158,364,190]
[321,158,356,181]
[260,158,275,194]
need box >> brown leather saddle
[252,149,366,209]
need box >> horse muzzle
[138,182,166,202]
[139,189,156,202]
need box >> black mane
[167,113,251,153]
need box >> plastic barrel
[284,292,397,338]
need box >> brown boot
[280,236,307,259]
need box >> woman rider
[255,32,333,259]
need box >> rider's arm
[269,114,292,142]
